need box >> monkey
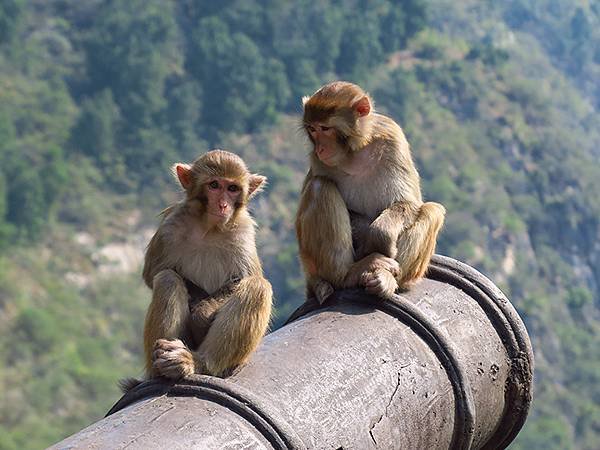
[295,81,445,303]
[141,150,273,381]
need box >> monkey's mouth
[208,211,230,220]
[319,154,338,166]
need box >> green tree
[512,414,573,450]
[5,166,46,238]
[380,5,407,53]
[336,13,384,82]
[0,172,16,246]
[84,0,177,129]
[0,0,24,44]
[164,76,204,159]
[568,8,593,75]
[271,2,344,75]
[187,18,289,137]
[70,89,126,184]
[2,145,69,240]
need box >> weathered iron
[49,255,533,450]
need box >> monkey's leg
[359,201,419,260]
[196,276,273,377]
[296,176,354,303]
[349,203,415,299]
[189,294,229,348]
[143,269,191,378]
[152,294,226,381]
[396,201,446,287]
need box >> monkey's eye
[208,180,219,189]
[228,184,240,192]
[320,126,331,131]
[306,125,316,133]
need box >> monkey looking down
[296,81,445,303]
[141,150,272,380]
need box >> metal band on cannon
[50,255,533,450]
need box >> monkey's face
[306,123,348,167]
[203,177,243,226]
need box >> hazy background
[0,0,599,448]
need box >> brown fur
[141,150,272,380]
[297,82,445,302]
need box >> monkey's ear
[301,96,310,107]
[248,174,267,199]
[171,163,193,190]
[352,96,371,117]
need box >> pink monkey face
[204,177,243,224]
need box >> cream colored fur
[297,82,446,300]
[198,276,272,376]
[142,150,272,379]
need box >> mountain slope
[0,1,599,448]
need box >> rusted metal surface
[49,255,533,450]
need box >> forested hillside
[0,1,599,448]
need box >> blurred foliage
[0,0,24,45]
[0,0,599,448]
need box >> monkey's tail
[197,276,273,377]
[396,202,446,287]
[118,377,144,394]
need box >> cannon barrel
[49,255,533,449]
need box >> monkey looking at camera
[296,81,445,303]
[141,150,272,380]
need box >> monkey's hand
[152,338,196,380]
[360,269,399,300]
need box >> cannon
[49,255,533,449]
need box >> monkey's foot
[361,269,398,299]
[152,338,196,380]
[314,279,334,304]
[345,253,400,287]
[368,255,400,277]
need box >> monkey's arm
[144,269,191,377]
[143,229,170,288]
[295,175,354,289]
[394,201,446,286]
[346,202,417,299]
[358,201,419,260]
